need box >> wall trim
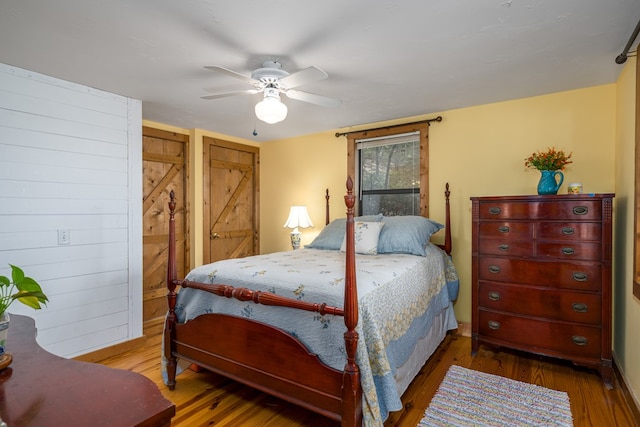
[613,353,640,424]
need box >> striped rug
[419,365,573,427]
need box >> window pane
[360,141,419,190]
[359,140,419,215]
[361,193,420,216]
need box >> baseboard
[613,354,640,425]
[457,321,471,337]
[73,336,147,363]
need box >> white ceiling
[1,0,639,142]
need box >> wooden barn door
[203,137,259,264]
[142,127,189,336]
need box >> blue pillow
[377,216,444,256]
[306,214,382,250]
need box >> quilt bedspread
[165,243,459,426]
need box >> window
[357,133,420,215]
[346,122,430,217]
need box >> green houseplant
[0,264,48,315]
[0,264,48,357]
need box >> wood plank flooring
[97,332,639,426]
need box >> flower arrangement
[524,147,572,171]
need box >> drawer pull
[498,226,510,233]
[561,226,575,235]
[561,247,575,255]
[572,335,588,346]
[488,320,501,330]
[572,206,588,215]
[488,291,500,301]
[488,207,501,215]
[498,244,510,251]
[488,265,501,274]
[572,303,588,313]
[572,272,588,282]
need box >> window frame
[634,55,640,299]
[347,122,430,217]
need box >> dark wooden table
[0,315,175,426]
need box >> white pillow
[340,221,385,255]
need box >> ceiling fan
[201,61,341,124]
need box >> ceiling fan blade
[201,89,260,100]
[285,89,341,107]
[204,66,258,85]
[280,66,328,89]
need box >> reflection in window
[358,134,420,216]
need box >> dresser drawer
[537,222,602,241]
[479,239,533,257]
[478,282,602,324]
[478,200,602,221]
[478,222,532,239]
[533,201,602,220]
[478,257,602,291]
[478,202,531,220]
[536,242,601,261]
[478,310,601,359]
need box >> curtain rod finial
[615,54,628,64]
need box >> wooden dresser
[470,194,614,388]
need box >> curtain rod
[335,116,442,138]
[616,19,640,64]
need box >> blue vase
[537,170,564,195]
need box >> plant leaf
[12,291,48,309]
[10,264,25,284]
[14,276,43,293]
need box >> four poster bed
[163,178,459,426]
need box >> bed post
[325,188,330,226]
[342,177,363,426]
[443,183,452,256]
[164,190,178,390]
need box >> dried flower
[524,147,572,171]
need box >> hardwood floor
[97,332,639,426]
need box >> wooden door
[142,127,189,336]
[203,137,259,264]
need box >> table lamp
[283,206,313,249]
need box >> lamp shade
[283,206,314,229]
[255,88,288,124]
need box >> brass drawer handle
[572,303,588,313]
[562,247,575,255]
[573,206,588,215]
[572,272,588,282]
[488,291,500,301]
[488,265,501,274]
[498,226,510,233]
[489,207,501,215]
[488,320,501,330]
[561,226,575,235]
[572,335,588,346]
[498,244,510,251]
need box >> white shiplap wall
[0,63,142,358]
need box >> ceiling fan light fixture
[255,88,288,124]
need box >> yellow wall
[261,84,617,329]
[613,57,640,408]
